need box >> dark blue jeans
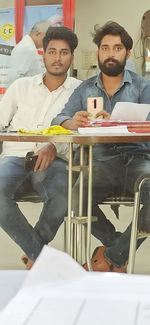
[0,156,68,261]
[72,146,150,267]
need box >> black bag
[25,151,38,171]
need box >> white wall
[74,0,150,79]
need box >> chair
[128,174,150,273]
[103,175,150,273]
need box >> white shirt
[0,74,81,157]
[8,35,44,86]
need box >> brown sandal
[83,246,127,272]
[21,255,34,270]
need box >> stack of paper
[78,125,129,134]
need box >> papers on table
[1,246,150,325]
[78,125,130,134]
[110,102,150,121]
[78,102,150,134]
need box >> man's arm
[52,81,110,130]
[52,83,85,126]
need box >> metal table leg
[66,143,93,270]
[67,142,73,256]
[77,145,84,264]
[86,144,93,271]
[128,190,140,273]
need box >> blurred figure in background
[48,14,63,27]
[8,20,51,86]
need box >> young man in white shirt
[0,26,81,269]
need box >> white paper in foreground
[1,246,150,325]
[23,245,85,288]
[110,102,150,121]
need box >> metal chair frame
[128,174,150,273]
[101,182,150,274]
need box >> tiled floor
[0,202,150,274]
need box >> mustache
[51,62,63,66]
[104,58,119,64]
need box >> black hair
[93,21,133,50]
[43,26,78,53]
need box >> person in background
[0,26,81,269]
[52,21,150,273]
[8,20,51,85]
[48,14,63,27]
[125,58,136,72]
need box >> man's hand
[62,110,110,130]
[62,111,89,129]
[96,110,110,119]
[34,143,56,172]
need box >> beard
[98,57,127,76]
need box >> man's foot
[21,255,34,270]
[83,246,127,273]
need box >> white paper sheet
[110,102,150,121]
[1,246,150,325]
[23,245,85,289]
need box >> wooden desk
[1,132,150,143]
[0,132,150,270]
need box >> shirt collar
[58,76,73,89]
[34,74,71,89]
[95,69,132,90]
[34,73,45,85]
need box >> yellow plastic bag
[18,125,73,135]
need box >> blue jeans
[0,156,68,261]
[72,146,150,267]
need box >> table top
[0,132,150,144]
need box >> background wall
[74,0,150,79]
